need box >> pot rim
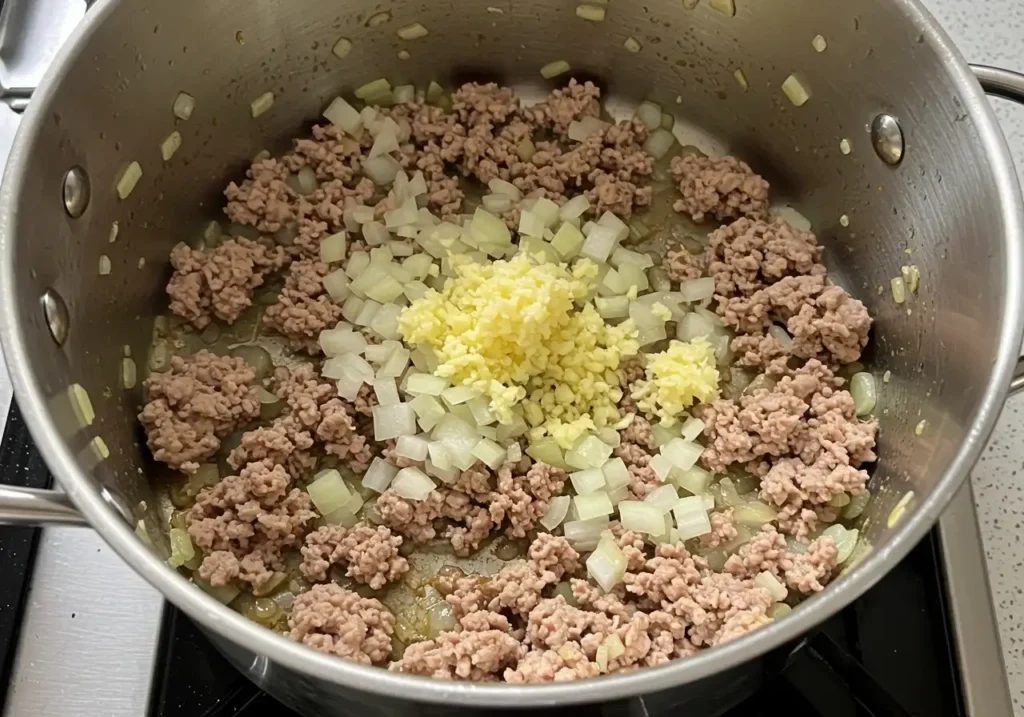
[2,0,1022,706]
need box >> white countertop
[1,0,1024,714]
[927,0,1024,713]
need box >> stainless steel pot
[1,0,1023,714]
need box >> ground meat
[664,245,705,282]
[528,533,580,580]
[505,642,601,683]
[782,535,839,593]
[670,155,770,223]
[521,79,601,135]
[288,584,395,664]
[700,509,739,550]
[724,526,839,595]
[375,487,494,554]
[224,157,297,233]
[228,415,318,480]
[730,333,790,376]
[488,460,567,538]
[263,259,343,354]
[300,523,409,589]
[621,414,655,449]
[622,541,706,606]
[139,351,260,472]
[391,629,524,681]
[188,459,316,590]
[699,390,808,473]
[760,456,867,541]
[787,286,872,365]
[686,572,773,647]
[166,239,286,329]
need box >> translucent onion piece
[431,414,480,470]
[677,277,716,303]
[372,403,418,440]
[635,101,662,131]
[472,438,507,469]
[570,468,607,495]
[391,467,436,500]
[540,60,571,79]
[307,469,354,515]
[396,22,428,40]
[650,454,674,482]
[373,377,400,406]
[576,3,605,21]
[405,373,449,396]
[733,500,778,527]
[619,501,667,535]
[395,434,429,462]
[362,457,400,493]
[610,247,654,269]
[482,194,513,214]
[250,91,274,118]
[679,417,704,442]
[166,528,196,568]
[850,372,877,416]
[565,435,614,470]
[323,96,362,135]
[69,383,96,427]
[172,92,195,120]
[364,155,402,186]
[643,128,676,159]
[410,394,446,431]
[643,484,680,514]
[355,78,392,100]
[843,490,871,520]
[574,491,614,521]
[586,533,627,592]
[526,438,567,469]
[488,178,522,200]
[661,438,703,471]
[370,121,401,160]
[121,357,137,390]
[441,385,480,407]
[754,571,788,602]
[320,231,348,264]
[673,495,712,540]
[782,74,811,107]
[506,442,523,463]
[733,69,749,91]
[195,576,240,604]
[160,130,182,161]
[709,0,735,16]
[595,296,629,320]
[599,458,629,492]
[568,116,609,143]
[823,525,860,564]
[623,36,642,53]
[331,36,353,59]
[563,517,610,545]
[116,161,143,200]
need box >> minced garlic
[399,254,638,447]
[630,338,719,425]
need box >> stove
[0,0,1016,715]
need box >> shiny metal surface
[0,484,86,525]
[39,287,68,347]
[0,0,1023,712]
[939,482,1015,717]
[3,527,163,717]
[61,165,88,217]
[870,114,906,165]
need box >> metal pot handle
[971,66,1024,396]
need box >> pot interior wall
[3,0,1009,593]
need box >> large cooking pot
[1,0,1023,714]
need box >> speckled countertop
[927,0,1024,713]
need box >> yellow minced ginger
[631,337,719,426]
[399,254,638,447]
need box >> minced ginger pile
[140,78,877,683]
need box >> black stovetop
[0,401,963,717]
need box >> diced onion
[734,500,778,527]
[576,4,605,21]
[595,296,629,319]
[307,469,354,515]
[843,490,870,520]
[441,385,480,407]
[559,195,590,221]
[472,438,507,469]
[319,231,348,264]
[650,454,674,482]
[364,155,402,185]
[168,528,196,568]
[370,121,401,160]
[822,525,860,564]
[470,208,512,248]
[319,328,366,357]
[173,92,196,120]
[540,60,571,79]
[373,377,400,406]
[506,442,523,462]
[661,438,703,471]
[467,396,496,426]
[563,517,610,545]
[586,533,627,592]
[488,178,522,200]
[568,116,609,142]
[673,495,712,540]
[373,403,418,440]
[574,492,614,521]
[643,484,679,514]
[331,36,353,59]
[782,74,811,107]
[355,78,392,100]
[250,91,274,118]
[850,372,877,416]
[623,36,642,53]
[618,500,668,535]
[161,130,182,161]
[601,457,630,491]
[550,222,584,259]
[676,312,717,342]
[581,225,619,263]
[377,346,410,377]
[526,438,568,469]
[322,268,351,301]
[754,571,788,602]
[431,414,481,470]
[69,383,96,426]
[565,435,613,470]
[571,468,607,495]
[679,417,704,442]
[635,101,662,131]
[323,96,362,135]
[709,0,736,17]
[538,495,570,531]
[396,22,428,40]
[482,194,513,214]
[395,434,429,461]
[734,69,749,91]
[642,128,676,159]
[362,457,400,492]
[405,373,448,396]
[391,467,436,500]
[121,357,137,389]
[677,277,716,302]
[116,161,143,200]
[410,394,446,431]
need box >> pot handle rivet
[41,288,70,346]
[871,114,904,166]
[62,166,90,218]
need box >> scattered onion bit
[541,60,571,79]
[90,436,110,460]
[839,214,850,227]
[621,36,641,53]
[69,383,96,427]
[887,491,914,528]
[161,130,182,161]
[709,0,736,17]
[122,357,138,390]
[397,50,411,60]
[900,264,920,293]
[250,91,274,118]
[486,6,504,13]
[138,257,146,269]
[116,161,142,200]
[882,370,892,384]
[108,221,119,243]
[576,4,606,21]
[812,34,828,52]
[98,255,111,276]
[839,139,852,155]
[396,22,428,40]
[915,420,927,436]
[332,36,353,59]
[172,92,195,121]
[890,276,906,304]
[733,69,748,91]
[366,11,391,27]
[782,74,811,106]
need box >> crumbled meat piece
[139,351,260,472]
[224,157,297,233]
[621,414,655,449]
[228,415,317,480]
[787,286,872,365]
[505,642,601,683]
[521,79,601,135]
[376,487,493,554]
[300,523,409,589]
[699,390,808,473]
[452,462,493,499]
[585,172,654,218]
[622,541,705,606]
[381,440,423,469]
[627,463,660,500]
[188,459,316,590]
[686,572,773,647]
[263,259,343,353]
[488,460,567,538]
[664,245,705,282]
[288,584,395,664]
[444,507,496,557]
[166,239,286,329]
[700,509,739,550]
[284,124,364,184]
[391,629,524,681]
[528,533,580,580]
[781,535,839,593]
[670,155,770,223]
[760,456,867,540]
[452,82,520,125]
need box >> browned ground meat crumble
[140,82,878,685]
